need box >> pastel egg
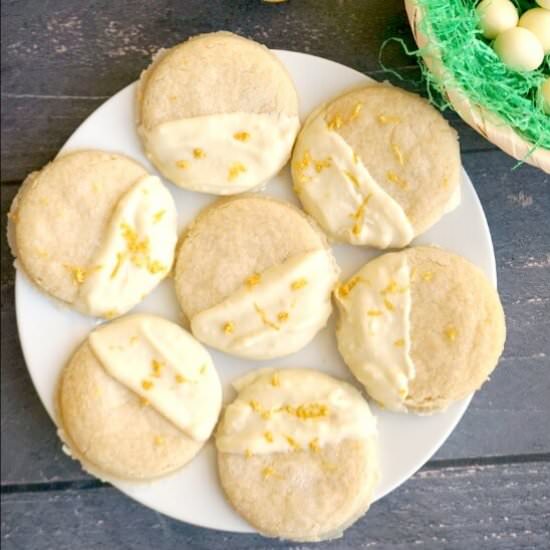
[493,27,544,72]
[476,0,519,39]
[541,78,550,115]
[535,0,550,9]
[519,8,550,53]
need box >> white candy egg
[535,0,550,9]
[541,78,550,115]
[476,0,519,39]
[519,8,550,54]
[493,27,544,71]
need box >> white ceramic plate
[15,51,496,533]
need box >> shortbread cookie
[57,314,222,480]
[291,85,461,248]
[8,150,177,319]
[175,196,340,359]
[137,31,300,194]
[216,368,379,541]
[334,246,506,413]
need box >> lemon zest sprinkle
[254,303,279,330]
[249,400,261,412]
[391,142,405,165]
[377,114,401,125]
[386,171,408,190]
[262,466,281,479]
[327,114,343,130]
[338,276,366,298]
[151,359,164,378]
[286,435,301,450]
[277,311,289,323]
[444,326,458,342]
[291,278,308,291]
[314,156,332,173]
[344,170,361,189]
[309,438,320,453]
[245,273,261,289]
[153,209,166,223]
[350,102,363,120]
[233,131,250,142]
[141,380,153,390]
[64,265,87,285]
[228,162,247,181]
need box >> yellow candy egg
[476,0,519,39]
[535,0,550,9]
[541,78,550,115]
[493,27,544,71]
[519,8,550,54]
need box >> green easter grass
[410,0,549,151]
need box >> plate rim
[14,49,496,533]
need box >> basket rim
[404,0,550,174]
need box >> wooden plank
[1,151,549,485]
[2,461,549,549]
[1,0,412,97]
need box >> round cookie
[8,150,177,319]
[57,314,222,480]
[334,246,506,413]
[291,85,461,248]
[216,368,379,541]
[175,195,340,360]
[137,31,300,194]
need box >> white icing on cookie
[293,109,414,248]
[139,112,300,194]
[190,249,339,360]
[334,253,414,411]
[89,315,221,441]
[75,175,177,318]
[443,181,461,214]
[216,368,377,455]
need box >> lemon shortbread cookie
[8,150,177,319]
[335,246,506,413]
[216,368,379,541]
[137,32,300,194]
[175,196,340,359]
[291,85,461,248]
[57,314,222,480]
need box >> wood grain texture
[2,461,549,550]
[2,151,549,485]
[2,1,550,547]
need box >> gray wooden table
[1,1,549,549]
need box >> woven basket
[405,0,550,173]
